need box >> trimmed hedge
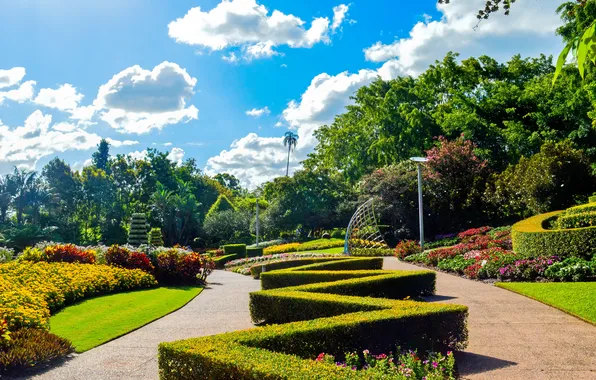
[589,196,596,203]
[249,257,353,279]
[565,202,596,215]
[351,247,394,256]
[222,244,246,257]
[555,210,596,229]
[212,254,238,269]
[246,247,263,258]
[159,258,467,380]
[511,211,596,259]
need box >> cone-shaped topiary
[206,194,236,219]
[128,213,149,246]
[150,227,164,247]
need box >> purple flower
[432,361,438,368]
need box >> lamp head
[409,157,428,163]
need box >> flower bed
[159,258,468,379]
[224,252,341,276]
[263,239,344,255]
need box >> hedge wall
[249,257,353,279]
[222,244,246,257]
[589,195,596,203]
[511,211,596,259]
[246,247,263,258]
[212,254,238,269]
[159,258,468,380]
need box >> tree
[7,168,39,225]
[92,139,111,173]
[214,173,241,193]
[283,132,299,176]
[206,195,236,219]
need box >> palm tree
[7,168,38,225]
[283,131,299,176]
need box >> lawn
[306,246,344,254]
[496,282,596,324]
[50,286,203,352]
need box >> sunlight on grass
[50,286,203,352]
[496,282,596,324]
[304,246,345,254]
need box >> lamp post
[410,157,428,251]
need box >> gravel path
[23,270,260,380]
[384,257,596,379]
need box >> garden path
[24,270,260,380]
[384,257,596,380]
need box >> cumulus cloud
[245,106,270,117]
[167,147,185,165]
[0,110,134,173]
[0,67,26,89]
[363,0,563,76]
[34,84,84,111]
[0,80,36,105]
[168,0,349,60]
[94,61,199,134]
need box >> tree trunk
[286,145,291,176]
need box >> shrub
[544,257,596,282]
[128,213,149,246]
[159,259,467,380]
[19,244,96,264]
[247,239,286,249]
[555,211,596,229]
[351,247,393,256]
[246,247,263,258]
[330,229,345,239]
[0,248,15,263]
[155,250,212,284]
[511,211,596,259]
[0,262,156,331]
[150,228,164,246]
[264,239,344,255]
[457,226,492,240]
[206,194,236,219]
[212,254,238,269]
[394,240,421,259]
[499,256,561,281]
[437,256,475,274]
[222,244,247,257]
[425,237,459,249]
[590,195,596,203]
[105,245,131,267]
[0,328,73,373]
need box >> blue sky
[0,0,563,187]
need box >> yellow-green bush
[249,257,360,279]
[159,258,467,379]
[263,239,344,255]
[511,211,596,258]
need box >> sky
[0,0,564,188]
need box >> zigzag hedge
[159,257,468,380]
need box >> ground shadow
[425,294,458,302]
[455,351,517,376]
[2,354,78,380]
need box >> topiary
[150,228,164,247]
[206,195,236,219]
[128,213,149,246]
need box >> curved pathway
[24,270,260,380]
[384,257,596,379]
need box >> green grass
[303,246,345,254]
[496,282,596,324]
[50,286,203,352]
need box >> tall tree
[92,139,111,173]
[7,168,38,225]
[283,132,299,176]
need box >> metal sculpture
[344,198,389,255]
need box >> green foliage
[159,259,467,380]
[0,328,73,374]
[351,247,394,257]
[485,141,596,217]
[128,213,148,246]
[437,256,476,275]
[511,211,596,259]
[203,209,252,246]
[222,244,247,257]
[249,257,354,279]
[544,257,596,282]
[206,195,236,219]
[246,247,263,257]
[212,254,238,269]
[555,210,596,229]
[425,237,460,250]
[150,227,164,246]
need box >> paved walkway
[384,257,596,379]
[24,270,260,380]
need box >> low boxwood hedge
[511,211,596,259]
[589,195,596,203]
[246,247,263,258]
[212,254,238,269]
[555,210,596,229]
[249,257,355,278]
[222,244,246,257]
[159,258,467,380]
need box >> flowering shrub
[106,245,154,273]
[155,249,214,284]
[0,247,15,263]
[0,261,156,331]
[316,348,456,379]
[395,240,421,259]
[105,245,130,267]
[499,256,560,281]
[458,226,492,240]
[19,244,96,264]
[544,257,596,282]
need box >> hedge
[222,244,246,257]
[249,257,353,279]
[589,196,596,203]
[511,211,596,259]
[565,202,596,215]
[350,247,394,256]
[246,247,263,258]
[555,210,596,229]
[212,254,238,269]
[159,259,467,380]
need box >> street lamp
[410,157,428,251]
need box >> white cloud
[275,121,284,127]
[363,0,563,75]
[205,133,292,188]
[127,150,148,162]
[168,0,348,60]
[223,52,239,63]
[72,158,93,172]
[0,80,36,105]
[164,142,173,146]
[167,147,185,165]
[245,106,270,117]
[0,110,132,173]
[0,67,26,89]
[34,84,83,111]
[331,4,349,33]
[94,61,199,134]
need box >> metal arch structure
[344,198,389,255]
